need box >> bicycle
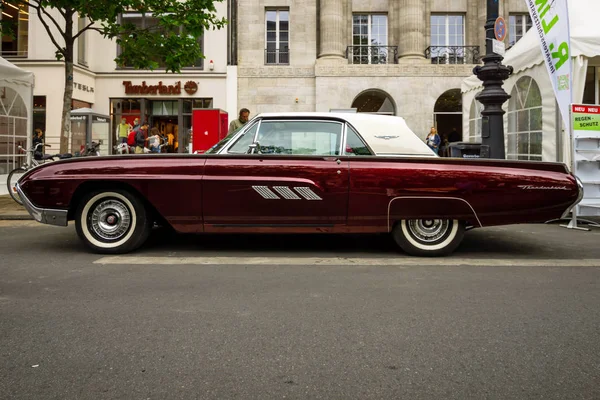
[6,142,55,205]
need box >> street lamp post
[473,0,513,159]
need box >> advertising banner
[567,104,600,225]
[524,0,572,126]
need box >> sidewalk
[0,195,32,220]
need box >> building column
[398,0,427,60]
[318,0,345,59]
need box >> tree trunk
[59,9,75,154]
[60,59,74,154]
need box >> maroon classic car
[15,112,582,256]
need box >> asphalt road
[1,222,599,399]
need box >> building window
[507,76,543,161]
[351,14,388,64]
[0,86,27,174]
[1,1,28,57]
[77,17,87,66]
[430,14,465,64]
[509,14,532,47]
[265,9,289,65]
[468,97,483,143]
[118,13,203,69]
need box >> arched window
[507,76,542,160]
[0,87,28,174]
[434,88,462,139]
[351,89,396,115]
[468,96,483,143]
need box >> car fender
[387,196,482,232]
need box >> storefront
[101,77,228,154]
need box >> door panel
[203,156,349,230]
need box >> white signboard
[492,39,505,56]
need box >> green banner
[573,114,600,131]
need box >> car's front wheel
[75,189,151,254]
[392,219,465,257]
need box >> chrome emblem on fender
[374,135,399,140]
[517,185,570,190]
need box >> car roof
[254,112,436,157]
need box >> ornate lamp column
[473,0,513,159]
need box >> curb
[0,214,33,220]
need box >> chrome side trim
[295,187,323,201]
[273,186,301,200]
[252,185,280,200]
[387,196,482,232]
[15,183,68,227]
[561,175,584,219]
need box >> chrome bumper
[15,183,68,227]
[561,175,584,219]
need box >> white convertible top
[256,112,436,157]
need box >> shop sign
[123,80,185,95]
[70,115,86,121]
[184,80,198,95]
[92,116,108,123]
[74,82,94,93]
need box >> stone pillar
[398,0,427,60]
[318,0,345,59]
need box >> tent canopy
[0,56,34,87]
[462,0,600,93]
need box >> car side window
[345,125,373,156]
[228,123,259,154]
[256,121,342,155]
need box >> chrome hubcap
[90,199,131,241]
[408,219,450,243]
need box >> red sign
[494,17,507,42]
[572,105,600,114]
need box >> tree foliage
[1,0,226,72]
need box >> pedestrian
[228,108,250,135]
[118,117,131,144]
[134,122,149,154]
[32,128,44,159]
[148,127,161,153]
[426,127,441,155]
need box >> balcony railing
[425,46,480,65]
[265,49,290,65]
[346,46,398,65]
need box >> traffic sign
[494,17,507,42]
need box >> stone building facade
[235,0,531,140]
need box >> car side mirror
[248,142,261,154]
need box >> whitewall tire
[75,190,151,254]
[392,219,464,257]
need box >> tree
[0,0,226,153]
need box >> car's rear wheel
[392,219,464,257]
[75,189,151,254]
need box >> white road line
[93,256,600,267]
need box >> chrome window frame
[221,118,346,156]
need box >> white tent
[0,57,35,168]
[461,0,600,165]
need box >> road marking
[94,256,600,267]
